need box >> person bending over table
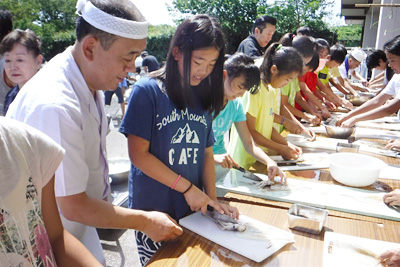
[339,35,400,128]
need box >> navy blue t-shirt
[119,77,214,220]
[142,55,160,73]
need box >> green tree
[1,0,77,60]
[171,0,338,53]
[334,25,362,47]
[262,0,337,43]
[171,0,266,54]
[146,25,177,64]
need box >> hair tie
[276,44,282,51]
[292,34,296,39]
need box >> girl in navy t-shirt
[120,14,239,265]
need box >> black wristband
[182,182,193,194]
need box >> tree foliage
[333,25,362,47]
[146,25,176,64]
[171,0,266,54]
[262,0,337,43]
[171,0,339,52]
[1,0,77,60]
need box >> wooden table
[148,137,400,266]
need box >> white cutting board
[179,212,295,263]
[270,152,331,171]
[286,134,349,151]
[355,127,400,140]
[217,173,400,221]
[323,232,400,267]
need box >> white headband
[76,0,149,39]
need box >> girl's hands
[305,113,321,126]
[383,189,400,207]
[324,101,336,111]
[385,139,400,151]
[209,200,240,220]
[288,142,303,155]
[280,143,302,160]
[266,161,286,184]
[183,184,213,214]
[321,107,332,119]
[340,117,356,128]
[283,118,303,134]
[214,153,239,169]
[341,99,353,110]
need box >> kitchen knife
[231,166,274,187]
[232,165,263,181]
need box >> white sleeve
[32,127,65,187]
[338,64,348,79]
[381,74,399,97]
[18,104,90,197]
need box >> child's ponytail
[260,42,281,84]
[260,43,303,85]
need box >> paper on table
[380,165,400,180]
[323,232,399,267]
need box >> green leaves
[1,0,77,59]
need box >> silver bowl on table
[324,124,354,139]
[108,158,131,184]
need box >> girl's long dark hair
[384,35,400,56]
[260,43,303,84]
[151,14,225,118]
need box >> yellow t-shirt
[330,66,341,78]
[228,82,281,169]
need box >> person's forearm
[344,94,389,120]
[351,98,400,123]
[330,79,350,95]
[313,89,326,102]
[296,96,314,115]
[307,99,320,114]
[299,83,326,111]
[284,102,307,119]
[271,128,289,145]
[342,80,359,95]
[242,139,275,167]
[353,71,366,81]
[248,126,286,152]
[318,82,341,106]
[53,230,102,267]
[369,73,384,85]
[57,192,159,230]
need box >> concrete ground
[100,93,141,267]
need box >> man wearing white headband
[6,0,183,264]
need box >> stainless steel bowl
[108,158,130,184]
[345,95,372,106]
[287,204,328,234]
[324,124,354,139]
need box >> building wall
[375,0,400,49]
[362,0,380,48]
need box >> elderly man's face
[89,37,146,92]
